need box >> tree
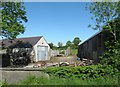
[88,1,120,70]
[73,37,81,48]
[58,42,63,48]
[1,2,28,41]
[66,40,72,47]
[88,1,120,40]
[48,42,54,49]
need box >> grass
[71,49,77,56]
[21,75,119,85]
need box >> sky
[18,2,99,46]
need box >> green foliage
[21,74,118,85]
[45,64,119,79]
[48,42,54,49]
[1,2,27,39]
[73,37,81,49]
[88,1,120,31]
[101,41,120,71]
[71,49,77,55]
[0,81,7,87]
[66,40,72,47]
[50,37,81,50]
[58,42,63,48]
[100,19,120,70]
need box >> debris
[59,62,69,67]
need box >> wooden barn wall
[77,32,105,63]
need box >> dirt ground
[34,56,78,64]
[50,56,78,63]
[26,55,83,68]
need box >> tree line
[48,37,81,50]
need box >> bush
[44,64,119,79]
[101,41,120,71]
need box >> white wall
[33,37,50,62]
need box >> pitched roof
[79,30,109,46]
[0,36,43,48]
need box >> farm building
[0,36,50,63]
[77,31,110,63]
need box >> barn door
[37,46,48,61]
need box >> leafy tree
[66,40,72,47]
[48,42,54,49]
[73,37,81,48]
[1,2,28,40]
[88,1,120,40]
[58,42,63,48]
[100,19,120,70]
[88,1,120,70]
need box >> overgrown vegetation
[0,81,7,87]
[45,65,119,79]
[2,65,119,86]
[89,1,120,71]
[101,40,120,71]
[100,19,120,71]
[21,64,119,85]
[21,74,118,85]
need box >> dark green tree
[1,2,28,40]
[66,40,72,47]
[48,42,54,49]
[58,42,63,48]
[73,37,81,49]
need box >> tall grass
[21,75,118,85]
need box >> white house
[0,36,50,62]
[31,36,50,62]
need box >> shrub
[101,41,120,71]
[44,64,119,79]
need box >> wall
[77,32,106,63]
[1,70,49,84]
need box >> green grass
[0,81,8,87]
[21,75,118,85]
[71,49,77,56]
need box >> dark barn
[77,31,110,63]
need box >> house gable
[35,37,50,50]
